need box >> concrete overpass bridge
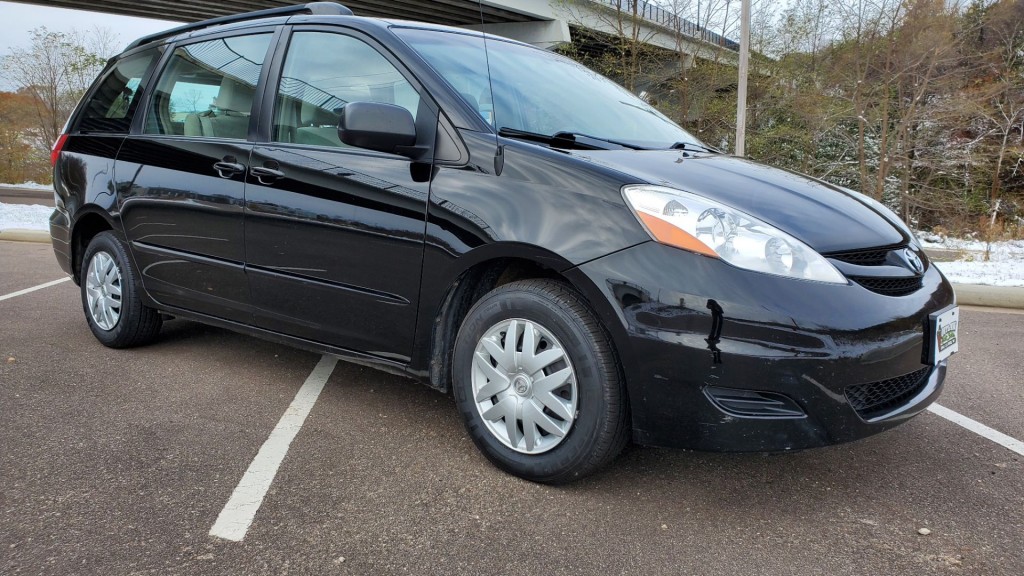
[13,0,739,65]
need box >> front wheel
[80,231,162,348]
[453,279,629,483]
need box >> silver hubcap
[85,251,122,331]
[471,318,578,454]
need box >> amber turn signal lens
[635,212,718,258]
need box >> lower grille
[704,386,805,419]
[848,275,923,296]
[845,367,931,419]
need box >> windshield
[394,28,703,150]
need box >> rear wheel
[80,231,162,348]
[453,279,629,483]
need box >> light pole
[735,0,750,156]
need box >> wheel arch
[421,243,636,402]
[70,207,120,284]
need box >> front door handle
[250,164,285,185]
[213,156,245,178]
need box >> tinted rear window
[77,48,161,134]
[144,34,272,139]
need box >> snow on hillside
[918,233,1024,258]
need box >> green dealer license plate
[929,306,959,365]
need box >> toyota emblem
[903,248,923,274]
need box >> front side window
[145,34,272,139]
[77,48,161,133]
[272,31,421,148]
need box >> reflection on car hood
[570,150,906,253]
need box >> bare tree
[566,0,1023,238]
[1,27,109,154]
[966,0,1024,255]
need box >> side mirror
[337,102,417,155]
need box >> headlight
[622,185,847,284]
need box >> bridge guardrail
[591,0,740,52]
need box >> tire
[80,231,162,348]
[453,279,629,483]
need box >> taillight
[51,134,68,166]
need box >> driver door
[245,27,437,360]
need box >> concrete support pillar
[461,19,572,50]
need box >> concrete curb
[0,229,50,243]
[952,284,1024,310]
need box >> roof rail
[125,2,354,50]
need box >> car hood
[569,150,906,253]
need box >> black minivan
[50,2,958,483]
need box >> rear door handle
[213,156,245,178]
[250,165,285,185]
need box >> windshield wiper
[498,127,642,151]
[671,141,721,154]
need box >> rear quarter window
[76,48,162,134]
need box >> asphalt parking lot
[1,239,1022,575]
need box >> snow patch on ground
[918,230,1024,286]
[0,203,52,231]
[0,181,53,191]
[932,260,1024,287]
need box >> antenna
[477,1,503,175]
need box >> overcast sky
[1,1,179,89]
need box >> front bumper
[571,241,955,452]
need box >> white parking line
[928,403,1024,457]
[0,277,71,302]
[209,354,338,542]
